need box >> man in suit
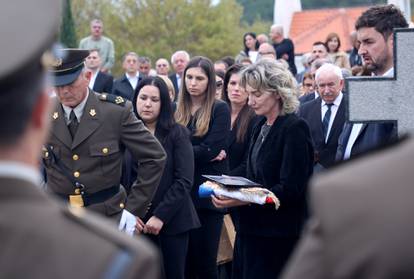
[0,1,159,278]
[299,43,331,105]
[169,50,190,99]
[335,4,407,162]
[45,49,166,231]
[85,49,113,93]
[298,63,345,171]
[155,58,170,76]
[112,51,142,101]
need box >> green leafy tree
[59,0,78,48]
[72,0,245,76]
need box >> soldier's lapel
[50,101,72,148]
[72,93,102,149]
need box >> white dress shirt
[321,92,343,142]
[126,73,140,90]
[88,71,98,90]
[61,90,89,124]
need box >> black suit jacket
[298,95,346,169]
[188,100,231,210]
[92,71,113,94]
[299,92,317,106]
[112,75,142,101]
[168,73,179,101]
[335,122,397,161]
[236,114,314,237]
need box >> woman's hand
[211,195,250,208]
[144,216,164,235]
[211,150,227,162]
[135,217,145,234]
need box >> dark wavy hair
[355,4,408,40]
[222,63,255,143]
[243,32,260,55]
[133,76,175,143]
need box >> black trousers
[186,209,224,279]
[148,231,189,279]
[232,234,299,279]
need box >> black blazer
[236,114,314,237]
[298,96,345,168]
[145,124,200,235]
[168,73,179,101]
[228,115,262,177]
[123,124,200,235]
[92,71,113,94]
[112,75,142,101]
[298,92,317,105]
[188,100,231,210]
[336,122,397,161]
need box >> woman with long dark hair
[235,32,260,64]
[175,56,231,279]
[132,76,200,279]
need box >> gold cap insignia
[115,96,124,104]
[52,112,59,120]
[51,58,63,67]
[89,109,96,117]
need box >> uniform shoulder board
[99,93,126,106]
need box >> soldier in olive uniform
[44,48,166,232]
[0,0,160,278]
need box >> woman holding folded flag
[212,59,314,278]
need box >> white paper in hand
[118,209,136,236]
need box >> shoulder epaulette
[99,93,126,106]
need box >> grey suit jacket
[281,138,414,279]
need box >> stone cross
[346,28,414,135]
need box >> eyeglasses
[216,81,223,88]
[156,64,168,67]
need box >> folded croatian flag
[199,181,280,210]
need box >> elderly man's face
[155,59,169,75]
[55,72,90,108]
[316,71,343,104]
[258,43,276,59]
[173,53,189,75]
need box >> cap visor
[52,67,83,87]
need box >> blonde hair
[158,75,176,101]
[239,59,299,114]
[175,56,216,137]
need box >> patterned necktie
[68,110,79,138]
[322,103,333,140]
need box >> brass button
[102,148,109,154]
[119,203,125,209]
[74,188,81,195]
[73,171,80,178]
[45,152,49,158]
[72,154,79,161]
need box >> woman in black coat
[221,63,260,177]
[213,59,314,278]
[175,56,231,279]
[132,76,200,279]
